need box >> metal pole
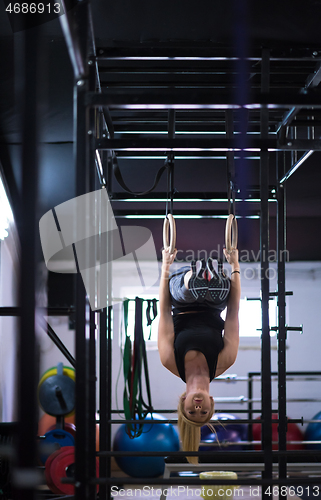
[99,307,108,500]
[277,152,287,479]
[13,25,42,500]
[106,305,113,500]
[260,48,273,497]
[73,3,90,495]
[88,58,98,500]
[247,373,253,445]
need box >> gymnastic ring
[225,214,238,253]
[163,214,176,255]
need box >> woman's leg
[169,266,198,306]
[183,270,192,288]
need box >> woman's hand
[162,247,177,268]
[223,248,239,268]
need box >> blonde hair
[177,392,215,464]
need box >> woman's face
[183,391,213,423]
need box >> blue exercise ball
[113,413,180,477]
[200,413,247,451]
[304,411,321,450]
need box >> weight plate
[46,422,76,438]
[49,446,99,495]
[39,429,75,465]
[45,448,66,494]
[38,374,75,416]
[39,366,75,388]
[49,446,75,495]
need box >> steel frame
[8,1,321,499]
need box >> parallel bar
[96,137,276,151]
[113,209,260,218]
[0,307,75,316]
[96,45,321,60]
[86,89,321,108]
[277,152,287,480]
[110,189,276,201]
[249,370,321,377]
[95,477,321,486]
[260,48,273,497]
[97,449,321,458]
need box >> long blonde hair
[177,392,215,464]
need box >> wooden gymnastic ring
[225,214,238,253]
[163,214,176,254]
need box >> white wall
[0,229,19,422]
[109,260,321,442]
[11,260,320,440]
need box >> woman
[158,247,241,463]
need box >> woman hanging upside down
[158,248,241,463]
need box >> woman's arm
[217,248,241,371]
[157,248,179,374]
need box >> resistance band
[113,156,169,196]
[122,298,156,438]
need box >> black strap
[146,299,158,340]
[146,299,158,326]
[113,157,168,196]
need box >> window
[239,298,277,338]
[119,291,278,350]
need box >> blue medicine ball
[113,413,180,477]
[200,413,247,451]
[304,411,321,450]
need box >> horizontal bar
[107,418,304,425]
[110,189,276,201]
[114,210,260,218]
[98,449,321,458]
[104,153,262,160]
[96,45,321,60]
[90,477,321,487]
[96,137,276,151]
[249,371,321,376]
[270,325,303,332]
[0,307,75,316]
[86,89,321,109]
[110,408,264,414]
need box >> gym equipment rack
[3,1,321,499]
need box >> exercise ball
[113,413,180,477]
[252,413,304,450]
[304,411,321,450]
[200,413,247,452]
